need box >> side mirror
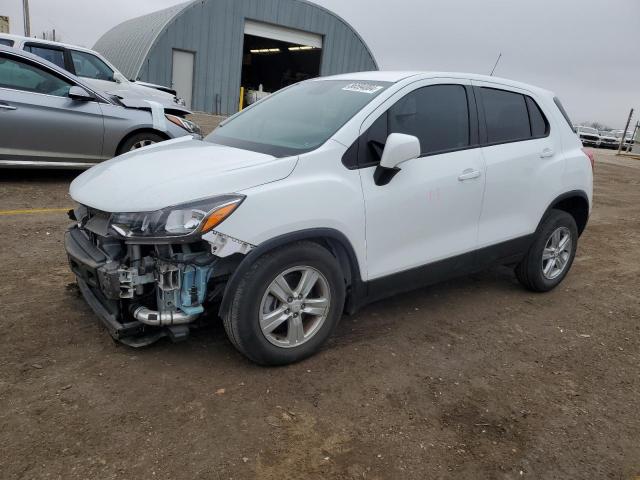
[68,86,94,102]
[375,133,421,186]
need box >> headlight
[165,114,202,135]
[110,195,244,240]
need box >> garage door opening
[240,21,322,107]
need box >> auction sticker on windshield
[342,83,385,94]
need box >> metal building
[94,0,378,115]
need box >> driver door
[0,51,104,166]
[358,79,486,281]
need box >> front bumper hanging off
[65,226,212,347]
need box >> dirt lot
[1,149,639,480]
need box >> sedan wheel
[129,139,156,151]
[259,266,331,348]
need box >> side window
[526,96,549,138]
[0,39,14,47]
[0,55,72,97]
[481,87,531,144]
[70,50,115,81]
[23,45,66,69]
[389,85,470,155]
[358,84,470,166]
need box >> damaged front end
[65,200,252,347]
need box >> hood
[84,78,190,115]
[70,138,298,213]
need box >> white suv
[66,72,593,365]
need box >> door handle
[458,169,482,181]
[540,148,555,158]
[0,103,17,111]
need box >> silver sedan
[0,46,201,169]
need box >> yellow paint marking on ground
[0,208,70,216]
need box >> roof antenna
[490,53,502,76]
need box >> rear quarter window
[0,39,14,47]
[554,97,576,132]
[526,97,549,138]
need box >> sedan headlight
[110,195,244,240]
[165,114,202,135]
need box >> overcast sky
[4,0,639,128]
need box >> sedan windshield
[206,80,391,157]
[579,127,598,135]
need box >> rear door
[358,79,486,280]
[473,81,564,248]
[0,51,104,166]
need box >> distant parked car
[0,33,188,113]
[575,126,601,147]
[0,46,201,169]
[598,131,619,149]
[613,130,635,150]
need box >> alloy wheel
[129,139,156,151]
[259,266,331,348]
[541,227,572,280]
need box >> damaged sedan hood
[84,78,191,116]
[70,137,297,213]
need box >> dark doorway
[241,34,322,100]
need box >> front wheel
[223,242,346,366]
[515,209,578,292]
[118,133,165,155]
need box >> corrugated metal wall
[133,0,377,115]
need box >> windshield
[206,80,391,157]
[578,127,598,135]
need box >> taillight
[582,148,595,170]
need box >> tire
[223,241,346,366]
[118,133,165,155]
[515,209,578,292]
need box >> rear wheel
[118,133,165,154]
[516,209,578,292]
[223,242,345,366]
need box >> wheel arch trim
[115,128,170,155]
[218,228,364,318]
[539,190,590,236]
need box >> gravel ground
[0,149,638,480]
